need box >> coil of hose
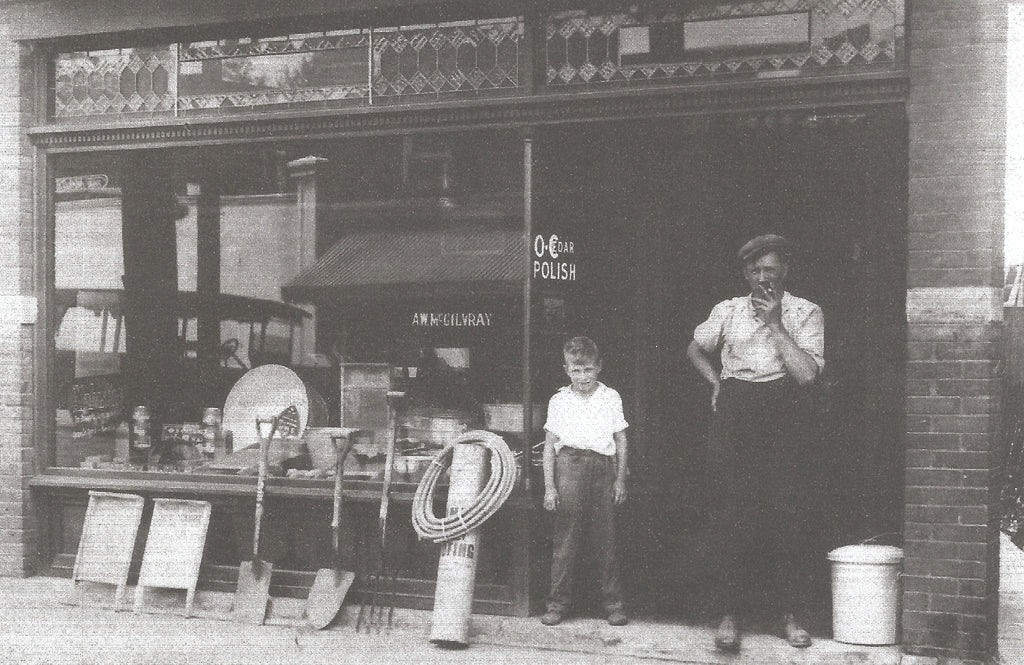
[411,430,518,544]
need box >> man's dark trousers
[703,377,814,618]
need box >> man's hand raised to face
[752,283,783,327]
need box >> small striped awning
[282,227,526,301]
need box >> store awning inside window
[281,227,527,302]
[56,289,311,324]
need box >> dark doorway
[534,108,907,622]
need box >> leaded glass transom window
[372,19,523,98]
[49,2,905,121]
[52,18,525,120]
[545,0,905,86]
[55,47,177,118]
[177,31,371,111]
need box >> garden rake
[356,391,403,632]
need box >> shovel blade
[304,569,355,629]
[232,560,273,625]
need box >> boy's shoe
[607,611,628,626]
[540,610,564,626]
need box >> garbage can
[827,544,904,645]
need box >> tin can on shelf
[201,407,222,458]
[129,405,152,463]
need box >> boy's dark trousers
[546,446,623,615]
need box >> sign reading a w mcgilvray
[411,312,494,327]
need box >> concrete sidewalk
[7,541,1024,665]
[0,575,905,665]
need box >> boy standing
[541,336,629,626]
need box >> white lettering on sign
[411,312,494,327]
[533,261,576,281]
[533,234,575,260]
[533,234,577,281]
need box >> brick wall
[904,1,1007,662]
[0,21,37,577]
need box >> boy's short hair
[563,336,600,365]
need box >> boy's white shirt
[544,382,628,457]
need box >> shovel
[304,433,357,629]
[232,416,278,625]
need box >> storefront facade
[0,1,1008,662]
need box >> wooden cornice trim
[31,71,909,151]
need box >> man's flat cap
[738,234,790,263]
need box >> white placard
[685,13,809,52]
[619,26,650,56]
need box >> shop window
[545,0,905,87]
[52,149,310,472]
[50,131,528,478]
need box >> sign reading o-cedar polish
[532,234,576,281]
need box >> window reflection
[52,132,525,476]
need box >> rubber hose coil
[411,430,518,544]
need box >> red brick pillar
[0,27,37,576]
[904,1,1007,662]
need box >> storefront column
[0,25,36,577]
[521,130,533,494]
[904,1,1007,662]
[287,156,327,365]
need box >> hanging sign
[532,234,576,281]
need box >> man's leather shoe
[540,610,563,626]
[714,615,740,652]
[782,614,812,648]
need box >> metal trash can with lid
[828,544,904,645]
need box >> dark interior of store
[533,110,908,620]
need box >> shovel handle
[253,417,278,560]
[331,433,356,553]
[378,392,405,539]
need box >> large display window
[50,129,528,480]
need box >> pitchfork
[356,391,404,632]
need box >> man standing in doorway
[686,234,824,652]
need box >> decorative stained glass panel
[545,0,905,87]
[54,47,176,118]
[177,32,370,111]
[372,19,524,98]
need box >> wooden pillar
[287,156,328,365]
